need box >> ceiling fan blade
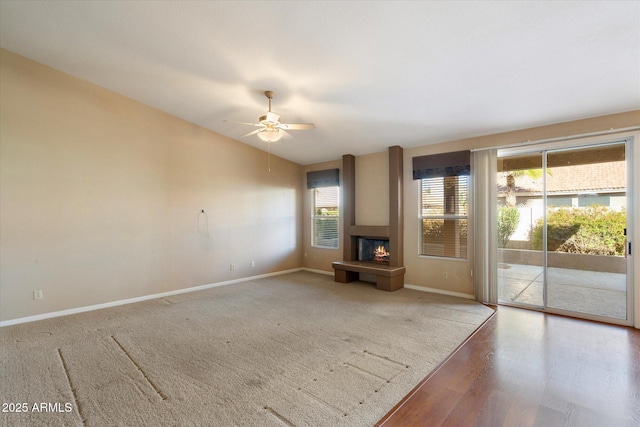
[278,123,315,130]
[223,119,262,127]
[280,130,293,139]
[241,128,263,137]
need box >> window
[420,176,468,258]
[312,186,339,248]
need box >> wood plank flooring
[376,306,640,427]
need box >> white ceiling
[1,1,638,165]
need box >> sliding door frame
[493,131,636,326]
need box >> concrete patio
[498,263,627,319]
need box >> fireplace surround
[332,146,405,291]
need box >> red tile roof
[497,161,626,195]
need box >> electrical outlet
[251,261,255,268]
[33,290,43,300]
[230,264,235,271]
[442,272,448,279]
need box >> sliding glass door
[497,151,545,308]
[497,140,630,322]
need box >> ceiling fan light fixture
[257,129,282,142]
[224,90,313,146]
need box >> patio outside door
[497,141,630,322]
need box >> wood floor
[376,306,640,427]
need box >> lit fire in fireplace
[373,245,390,263]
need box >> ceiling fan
[224,91,315,142]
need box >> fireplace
[332,147,405,292]
[358,238,390,265]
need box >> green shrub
[422,219,467,244]
[423,219,443,242]
[497,206,520,248]
[532,206,626,255]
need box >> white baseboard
[0,268,304,327]
[404,283,475,300]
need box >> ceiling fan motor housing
[260,112,280,125]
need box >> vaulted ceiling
[1,1,638,165]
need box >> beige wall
[355,152,389,226]
[0,49,302,322]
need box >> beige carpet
[0,271,494,426]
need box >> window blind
[312,186,339,248]
[420,175,468,258]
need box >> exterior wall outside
[0,50,303,322]
[499,249,626,274]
